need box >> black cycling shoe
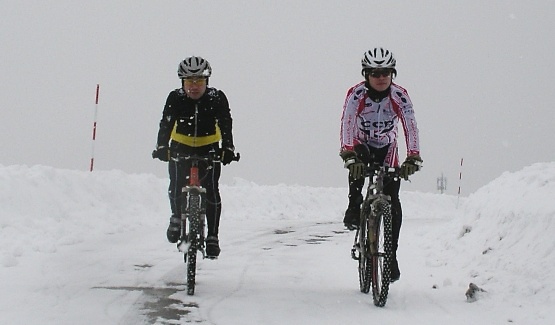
[343,206,361,230]
[166,216,181,243]
[390,258,401,283]
[205,236,221,258]
[344,223,358,231]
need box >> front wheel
[186,239,198,295]
[370,200,393,307]
[185,194,202,296]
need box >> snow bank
[438,162,555,304]
[0,165,168,267]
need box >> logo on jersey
[358,116,394,138]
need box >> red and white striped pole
[456,158,463,208]
[90,84,100,172]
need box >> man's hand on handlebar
[400,155,423,181]
[152,146,169,162]
[219,147,238,165]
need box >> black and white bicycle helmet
[361,47,396,71]
[177,56,212,79]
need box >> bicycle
[351,163,401,307]
[172,150,240,296]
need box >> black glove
[400,155,423,180]
[152,146,169,162]
[219,147,235,165]
[340,150,365,180]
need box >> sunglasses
[368,69,393,78]
[183,78,207,86]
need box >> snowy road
[114,219,510,324]
[2,165,553,324]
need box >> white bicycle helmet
[178,56,212,79]
[361,47,396,70]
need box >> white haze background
[1,1,554,195]
[1,1,555,323]
[0,163,554,324]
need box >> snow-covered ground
[1,162,554,324]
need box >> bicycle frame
[179,157,208,252]
[352,164,399,307]
[171,153,214,295]
[171,150,240,295]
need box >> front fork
[351,195,381,260]
[178,189,207,257]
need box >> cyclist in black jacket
[152,56,235,257]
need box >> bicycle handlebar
[171,151,241,164]
[365,163,398,173]
[363,163,401,180]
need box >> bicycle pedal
[345,223,359,231]
[351,248,360,260]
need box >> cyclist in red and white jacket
[340,47,422,282]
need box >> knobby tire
[358,200,372,294]
[370,200,393,307]
[186,194,202,296]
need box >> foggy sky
[1,0,554,196]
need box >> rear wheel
[358,201,372,293]
[370,200,393,307]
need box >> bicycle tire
[358,201,372,293]
[186,193,202,296]
[370,199,393,307]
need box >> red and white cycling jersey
[340,81,420,167]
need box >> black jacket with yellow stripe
[156,87,234,153]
